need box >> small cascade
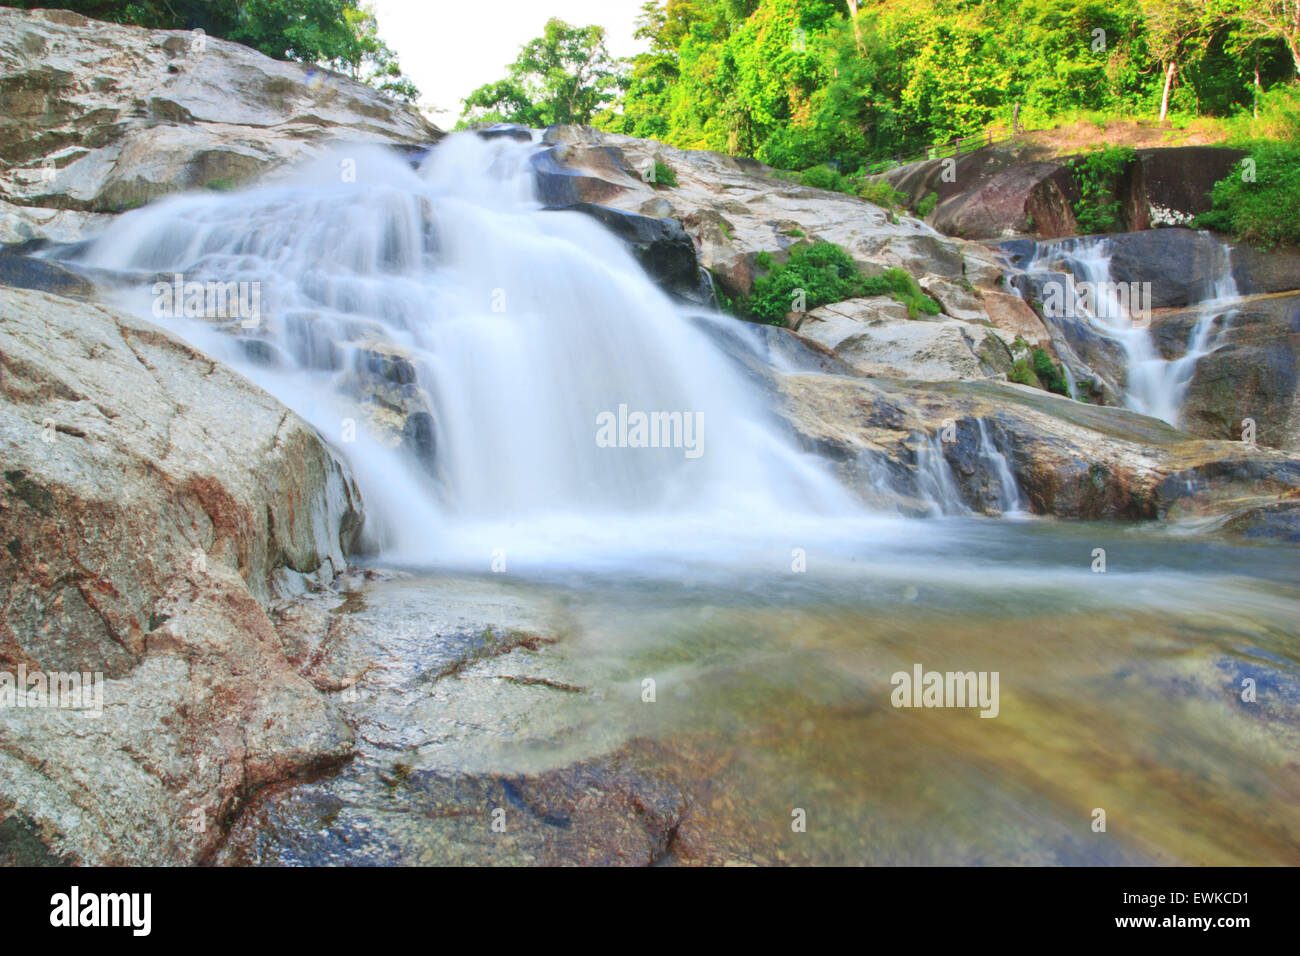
[914,434,968,516]
[976,419,1026,515]
[1020,234,1238,426]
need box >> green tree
[460,19,626,127]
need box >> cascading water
[1025,235,1238,426]
[64,133,903,568]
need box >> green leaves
[458,19,625,128]
[1070,145,1136,234]
[743,242,938,323]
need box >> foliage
[1070,145,1135,234]
[743,242,937,323]
[1032,346,1071,395]
[586,0,1296,172]
[855,177,907,210]
[916,191,940,217]
[651,159,678,187]
[1010,336,1071,393]
[1196,139,1300,246]
[459,18,625,127]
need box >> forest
[462,0,1299,172]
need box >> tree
[1214,1,1300,77]
[460,19,626,127]
[1139,0,1207,120]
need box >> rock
[214,574,688,866]
[1230,243,1300,297]
[536,125,996,302]
[791,297,1013,382]
[0,286,363,864]
[1169,292,1300,451]
[0,251,95,299]
[773,369,1300,530]
[0,7,440,230]
[935,161,1078,239]
[1126,147,1248,230]
[887,144,1247,241]
[919,275,986,322]
[981,290,1054,348]
[550,201,714,306]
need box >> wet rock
[0,251,95,299]
[1171,292,1300,451]
[776,370,1300,530]
[550,201,714,306]
[0,286,363,864]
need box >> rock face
[770,357,1300,528]
[536,125,1001,305]
[793,296,1014,381]
[0,286,362,865]
[0,7,440,242]
[885,144,1246,240]
[1167,292,1300,451]
[552,201,715,306]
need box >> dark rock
[547,201,714,306]
[1230,243,1300,296]
[530,145,636,206]
[1175,292,1300,450]
[0,253,94,299]
[475,123,533,142]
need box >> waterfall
[976,419,1025,515]
[62,134,886,567]
[1025,235,1237,427]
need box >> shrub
[916,191,940,218]
[856,177,907,210]
[743,243,938,323]
[1009,360,1038,387]
[1031,347,1070,395]
[799,165,845,192]
[1070,145,1134,234]
[1195,141,1300,249]
[859,267,941,319]
[651,159,677,188]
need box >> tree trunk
[1255,52,1260,120]
[1159,60,1176,122]
[845,0,863,52]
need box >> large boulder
[1163,292,1300,451]
[887,143,1247,241]
[792,296,1014,382]
[0,7,440,238]
[774,366,1300,531]
[549,201,714,306]
[0,286,363,864]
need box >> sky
[368,0,649,129]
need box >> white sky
[368,0,649,129]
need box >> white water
[71,134,945,568]
[1028,236,1237,426]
